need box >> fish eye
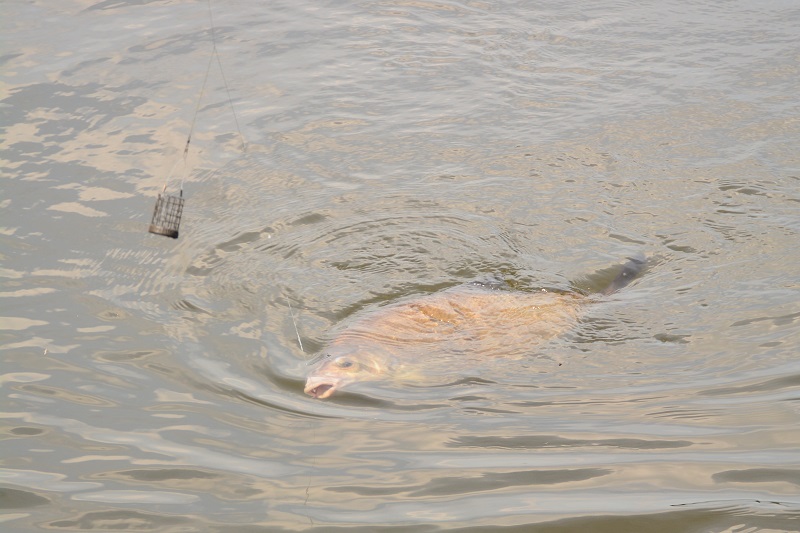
[336,358,355,369]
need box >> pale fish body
[304,256,645,399]
[304,286,585,398]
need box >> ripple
[71,490,199,504]
[0,488,50,509]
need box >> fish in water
[305,256,646,399]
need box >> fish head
[304,345,389,399]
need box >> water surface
[2,0,799,531]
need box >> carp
[305,256,646,399]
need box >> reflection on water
[2,0,799,530]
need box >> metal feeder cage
[149,192,185,239]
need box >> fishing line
[287,294,316,519]
[148,0,246,239]
[286,297,305,354]
[207,0,247,153]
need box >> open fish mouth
[304,379,337,399]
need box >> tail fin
[602,254,647,295]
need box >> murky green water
[2,1,799,531]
